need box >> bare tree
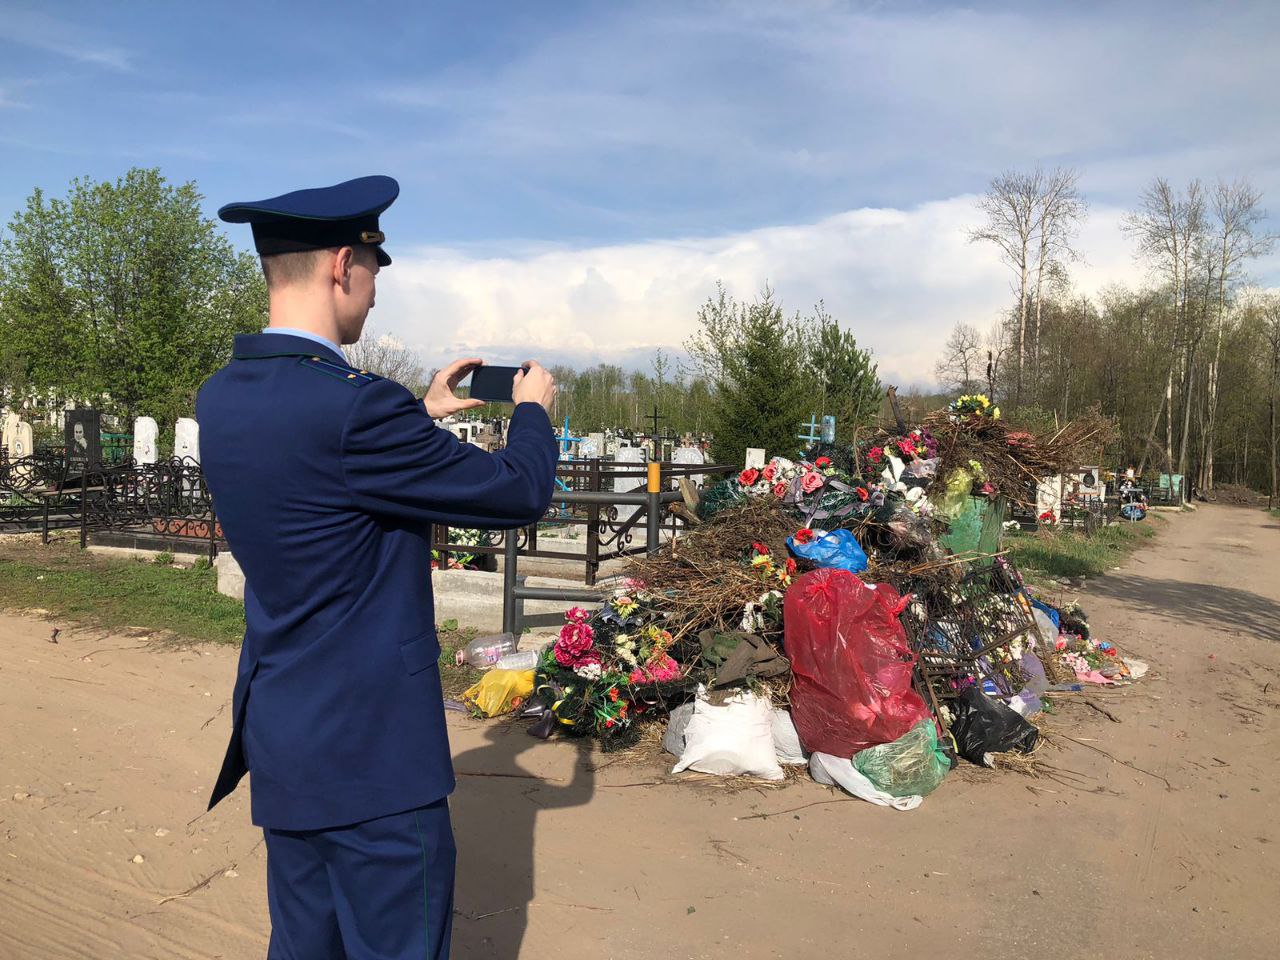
[1030,169,1086,391]
[970,169,1042,402]
[345,327,427,394]
[933,321,984,394]
[1202,179,1273,490]
[1124,178,1209,478]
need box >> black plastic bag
[948,687,1039,765]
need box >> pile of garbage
[460,401,1143,809]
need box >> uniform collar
[232,332,347,364]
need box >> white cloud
[371,195,1148,388]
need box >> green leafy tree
[686,283,811,464]
[0,168,266,428]
[804,302,881,443]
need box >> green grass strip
[0,555,247,644]
[1003,521,1159,580]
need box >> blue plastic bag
[787,528,868,573]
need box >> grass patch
[0,541,247,644]
[1004,520,1159,580]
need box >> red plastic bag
[784,568,929,756]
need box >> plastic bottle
[494,649,541,672]
[460,632,517,668]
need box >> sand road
[1,503,1278,959]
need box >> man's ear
[332,246,355,289]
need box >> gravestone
[65,409,102,469]
[174,418,200,463]
[133,417,158,465]
[3,414,34,460]
[672,445,705,489]
[577,436,601,460]
[1036,475,1063,523]
[613,445,647,499]
[744,448,766,470]
[1,413,18,457]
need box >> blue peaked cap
[218,175,399,267]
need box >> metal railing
[500,462,702,634]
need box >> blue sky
[3,1,1278,384]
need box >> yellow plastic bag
[462,669,534,717]
[935,467,974,520]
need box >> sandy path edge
[1,503,1277,959]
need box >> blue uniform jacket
[197,333,557,830]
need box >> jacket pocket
[399,630,440,675]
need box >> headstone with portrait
[174,418,201,464]
[65,409,102,469]
[133,417,159,465]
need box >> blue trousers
[263,799,455,960]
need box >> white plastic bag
[809,752,923,811]
[671,691,783,781]
[770,708,807,765]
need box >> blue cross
[556,415,583,460]
[797,414,821,446]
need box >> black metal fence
[432,458,730,586]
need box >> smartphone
[468,364,529,404]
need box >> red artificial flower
[794,528,816,544]
[772,481,788,498]
[751,541,770,555]
[785,557,797,575]
[868,446,883,463]
[856,486,869,501]
[608,687,619,702]
[762,463,777,482]
[605,718,615,728]
[739,468,760,486]
[815,456,832,468]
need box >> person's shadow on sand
[450,723,595,958]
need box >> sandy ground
[1,503,1278,959]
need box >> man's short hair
[260,249,335,288]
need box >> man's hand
[423,358,486,419]
[512,361,556,413]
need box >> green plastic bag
[853,719,950,797]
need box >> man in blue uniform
[198,175,558,959]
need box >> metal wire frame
[898,561,1047,729]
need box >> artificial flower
[794,528,816,544]
[739,468,760,487]
[762,463,778,482]
[629,655,681,685]
[815,456,832,468]
[856,486,869,502]
[868,446,884,463]
[772,481,788,498]
[800,470,825,494]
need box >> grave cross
[645,404,667,457]
[556,415,582,460]
[797,413,821,449]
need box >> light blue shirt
[262,327,343,357]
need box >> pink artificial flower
[868,446,883,463]
[800,470,824,494]
[623,577,647,592]
[564,606,589,624]
[772,481,788,498]
[629,655,681,685]
[897,439,916,457]
[1054,638,1067,651]
[762,463,778,482]
[554,621,595,665]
